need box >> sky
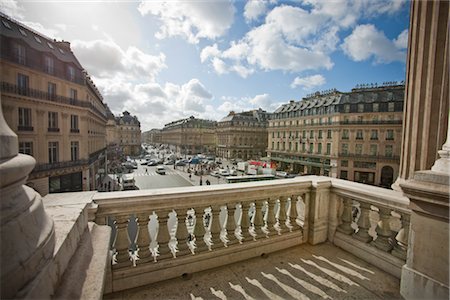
[0,0,410,131]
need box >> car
[175,160,186,166]
[219,169,230,176]
[276,171,288,178]
[229,169,237,176]
[140,161,148,165]
[164,160,174,165]
[156,166,166,175]
[210,170,220,177]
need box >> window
[277,132,280,138]
[302,143,306,152]
[271,141,274,149]
[370,130,378,140]
[370,144,378,156]
[67,65,75,81]
[309,130,314,139]
[47,42,54,49]
[341,160,348,167]
[344,104,350,113]
[385,145,393,157]
[302,130,306,138]
[272,132,275,138]
[277,142,279,150]
[34,36,42,44]
[17,73,29,95]
[48,142,59,163]
[309,143,314,153]
[295,142,298,152]
[342,143,348,154]
[13,43,26,64]
[71,141,79,161]
[342,129,349,140]
[386,129,394,140]
[388,102,395,112]
[326,143,331,155]
[44,56,54,74]
[48,82,56,100]
[356,130,363,140]
[70,115,79,132]
[18,107,32,130]
[48,112,58,130]
[18,28,27,36]
[69,89,77,103]
[355,144,363,155]
[2,19,12,29]
[373,103,379,112]
[318,130,323,139]
[328,117,332,124]
[340,171,348,180]
[317,143,322,154]
[358,103,364,112]
[19,141,33,155]
[327,130,332,139]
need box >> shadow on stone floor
[104,242,402,300]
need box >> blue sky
[0,0,410,130]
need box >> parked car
[210,170,220,177]
[122,174,136,190]
[164,160,174,165]
[219,169,230,176]
[175,160,187,166]
[156,166,166,175]
[229,169,237,176]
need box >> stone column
[397,1,449,299]
[393,0,449,190]
[0,99,56,298]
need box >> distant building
[142,128,162,145]
[216,109,269,160]
[161,116,216,155]
[0,13,107,195]
[268,83,404,187]
[115,111,141,156]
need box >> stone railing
[93,179,311,293]
[330,179,411,278]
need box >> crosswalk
[133,171,178,177]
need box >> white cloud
[200,44,221,63]
[290,74,326,89]
[0,0,23,19]
[138,0,235,44]
[341,24,406,63]
[212,57,228,75]
[394,29,408,49]
[244,0,269,22]
[72,39,166,80]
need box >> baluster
[176,209,190,254]
[194,208,207,252]
[136,212,151,261]
[240,202,251,241]
[114,215,131,265]
[210,205,223,249]
[373,207,393,251]
[337,197,354,235]
[289,195,299,231]
[391,213,410,260]
[157,210,172,259]
[278,196,288,233]
[266,198,277,236]
[353,202,373,243]
[253,200,264,239]
[226,203,238,246]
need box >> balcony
[338,153,400,161]
[17,125,33,131]
[48,127,60,132]
[70,128,80,133]
[23,176,414,298]
[33,159,88,172]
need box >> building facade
[216,109,269,160]
[115,111,141,156]
[161,116,216,155]
[141,128,162,145]
[268,84,404,187]
[0,13,107,196]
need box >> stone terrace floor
[105,243,402,300]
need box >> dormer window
[47,42,54,49]
[67,65,75,82]
[44,56,54,74]
[2,20,11,29]
[13,43,26,65]
[18,28,27,36]
[34,36,42,43]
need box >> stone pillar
[0,99,56,298]
[393,0,449,190]
[308,180,332,244]
[397,1,449,299]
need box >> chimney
[56,40,71,51]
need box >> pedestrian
[145,168,148,175]
[108,181,111,192]
[206,179,210,185]
[199,176,203,186]
[189,174,192,180]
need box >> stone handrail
[93,179,312,293]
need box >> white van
[156,166,166,175]
[122,174,135,190]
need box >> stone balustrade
[93,180,311,293]
[331,179,411,278]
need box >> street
[131,160,193,190]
